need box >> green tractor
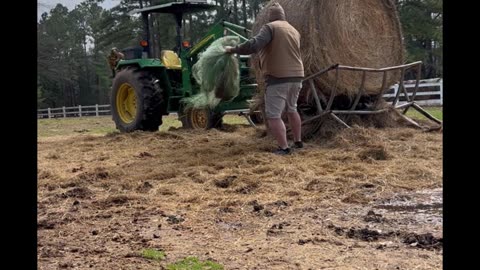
[111,0,260,132]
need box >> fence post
[392,84,399,103]
[439,80,443,106]
[47,108,51,119]
[62,106,66,118]
[79,105,82,117]
[96,104,99,116]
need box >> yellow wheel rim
[116,83,137,124]
[190,108,209,129]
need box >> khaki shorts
[265,82,303,119]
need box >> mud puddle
[373,188,442,227]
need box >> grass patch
[38,116,117,137]
[141,249,165,261]
[223,114,249,125]
[38,115,249,137]
[405,106,442,121]
[37,107,442,137]
[166,257,223,270]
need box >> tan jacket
[258,20,304,79]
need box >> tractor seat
[161,50,182,70]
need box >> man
[107,47,125,78]
[225,2,304,155]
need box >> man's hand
[224,46,234,54]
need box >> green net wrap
[183,36,241,109]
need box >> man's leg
[287,111,302,142]
[268,118,288,149]
[265,84,289,150]
[286,82,303,145]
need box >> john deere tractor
[111,0,259,132]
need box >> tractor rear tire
[111,67,165,132]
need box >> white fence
[37,104,111,119]
[384,78,443,106]
[37,78,442,119]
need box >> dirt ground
[38,116,442,269]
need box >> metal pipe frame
[296,61,441,132]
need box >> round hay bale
[251,0,404,98]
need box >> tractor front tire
[180,107,223,129]
[111,67,165,132]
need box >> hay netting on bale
[250,0,405,138]
[183,36,241,109]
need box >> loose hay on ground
[38,123,442,269]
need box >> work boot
[291,141,304,149]
[272,147,292,155]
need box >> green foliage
[397,0,442,78]
[37,86,45,108]
[37,0,142,109]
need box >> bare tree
[242,0,247,27]
[233,0,239,24]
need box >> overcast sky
[37,0,217,17]
[38,0,120,18]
